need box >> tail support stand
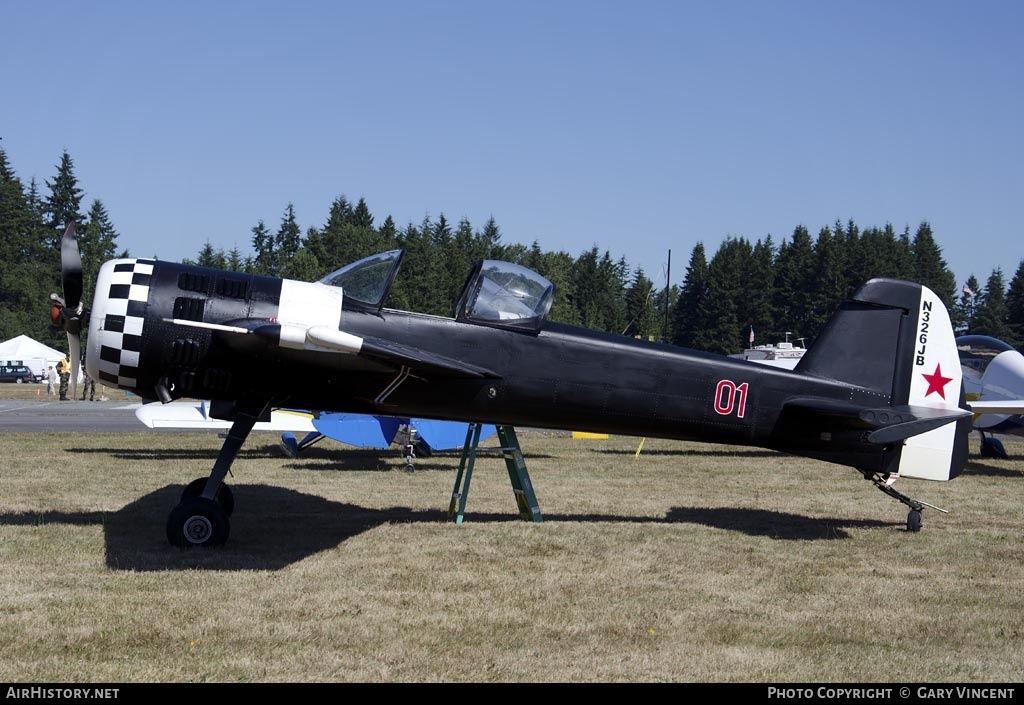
[448,423,543,524]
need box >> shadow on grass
[65,444,553,472]
[963,459,1024,478]
[94,484,457,572]
[0,486,894,572]
[594,447,785,459]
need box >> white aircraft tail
[797,278,971,481]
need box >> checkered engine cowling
[87,259,154,389]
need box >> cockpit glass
[319,250,403,309]
[457,260,554,332]
[957,335,1015,378]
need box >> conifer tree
[694,238,749,353]
[1005,260,1024,349]
[44,150,85,258]
[623,268,656,339]
[0,149,36,340]
[250,219,274,275]
[747,236,776,341]
[671,242,709,348]
[955,274,982,335]
[773,225,815,341]
[352,197,374,228]
[973,269,1009,340]
[274,203,302,275]
[807,225,848,335]
[80,199,120,301]
[911,221,957,307]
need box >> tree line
[2,146,1023,355]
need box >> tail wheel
[907,509,923,533]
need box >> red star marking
[922,363,954,399]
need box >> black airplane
[49,224,973,547]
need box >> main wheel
[980,436,1008,460]
[907,509,923,533]
[180,477,235,516]
[166,497,230,548]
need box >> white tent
[0,334,68,379]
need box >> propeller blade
[68,333,80,402]
[61,222,83,313]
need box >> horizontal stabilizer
[863,405,972,444]
[781,398,970,445]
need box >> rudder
[796,278,970,481]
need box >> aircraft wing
[311,414,496,450]
[411,419,496,450]
[136,400,316,433]
[311,414,400,449]
[968,399,1024,415]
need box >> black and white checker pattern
[96,259,154,387]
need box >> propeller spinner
[49,222,87,399]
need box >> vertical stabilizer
[797,278,970,481]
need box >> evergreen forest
[3,147,1023,355]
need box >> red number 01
[714,379,749,418]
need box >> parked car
[0,365,38,383]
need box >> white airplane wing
[135,400,316,432]
[968,399,1024,415]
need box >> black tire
[907,509,923,533]
[980,436,1008,460]
[180,477,235,517]
[166,497,230,548]
[15,378,23,384]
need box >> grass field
[1,399,1023,682]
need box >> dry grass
[0,422,1022,683]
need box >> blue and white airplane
[956,335,1024,458]
[135,400,495,470]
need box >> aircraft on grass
[134,399,495,471]
[49,223,973,547]
[956,335,1024,458]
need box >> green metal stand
[448,423,543,524]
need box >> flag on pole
[749,325,755,345]
[962,284,975,297]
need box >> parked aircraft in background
[956,335,1024,458]
[135,400,494,471]
[50,223,973,546]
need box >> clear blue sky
[3,1,1021,293]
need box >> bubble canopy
[320,250,555,332]
[319,250,404,311]
[453,260,555,332]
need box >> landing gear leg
[402,427,430,472]
[866,472,948,533]
[166,403,265,547]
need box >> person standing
[47,365,57,396]
[57,354,71,401]
[80,364,96,401]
